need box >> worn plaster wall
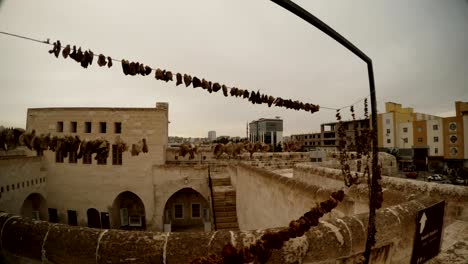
[0,197,441,264]
[152,165,211,231]
[0,156,47,216]
[22,105,169,230]
[293,163,468,225]
[232,164,355,230]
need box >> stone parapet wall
[0,197,441,264]
[0,156,47,215]
[294,163,468,224]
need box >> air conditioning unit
[449,122,457,132]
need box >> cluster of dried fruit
[191,190,345,264]
[49,40,113,69]
[47,40,320,114]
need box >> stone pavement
[427,220,468,263]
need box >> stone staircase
[211,177,239,230]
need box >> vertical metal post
[270,1,379,263]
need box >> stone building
[0,102,215,232]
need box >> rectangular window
[418,137,423,143]
[434,136,439,143]
[433,124,438,130]
[48,208,59,223]
[191,204,201,218]
[403,127,408,133]
[386,129,390,134]
[99,122,107,133]
[387,139,391,144]
[120,208,129,226]
[32,211,40,220]
[84,122,92,133]
[114,122,122,134]
[83,153,92,164]
[112,145,123,165]
[129,216,142,227]
[56,151,64,163]
[70,121,77,133]
[67,210,78,226]
[57,121,63,133]
[435,148,438,154]
[174,204,183,219]
[403,138,408,143]
[69,151,77,163]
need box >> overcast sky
[0,0,467,137]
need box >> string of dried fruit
[190,190,345,264]
[47,40,319,115]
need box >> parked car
[427,174,443,182]
[406,172,418,179]
[452,178,466,185]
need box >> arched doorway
[20,193,47,220]
[87,208,101,228]
[163,188,210,232]
[111,191,146,230]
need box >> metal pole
[270,1,379,263]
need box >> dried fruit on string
[243,89,249,99]
[222,85,228,97]
[192,77,202,88]
[267,96,275,107]
[62,45,71,59]
[230,87,238,96]
[155,68,164,80]
[164,69,173,81]
[201,78,209,90]
[144,66,152,76]
[176,73,183,86]
[121,60,130,75]
[212,82,221,92]
[107,56,113,68]
[76,47,84,62]
[97,54,107,67]
[183,74,192,87]
[69,45,77,60]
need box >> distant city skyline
[1,0,467,137]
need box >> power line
[0,30,372,113]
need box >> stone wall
[0,156,47,216]
[152,164,211,231]
[232,164,356,230]
[20,106,169,230]
[0,197,442,264]
[294,163,468,225]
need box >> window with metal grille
[57,121,63,132]
[112,144,122,165]
[191,204,201,218]
[114,122,122,134]
[56,151,64,163]
[174,204,183,219]
[70,121,77,133]
[84,122,92,133]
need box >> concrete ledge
[0,197,441,263]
